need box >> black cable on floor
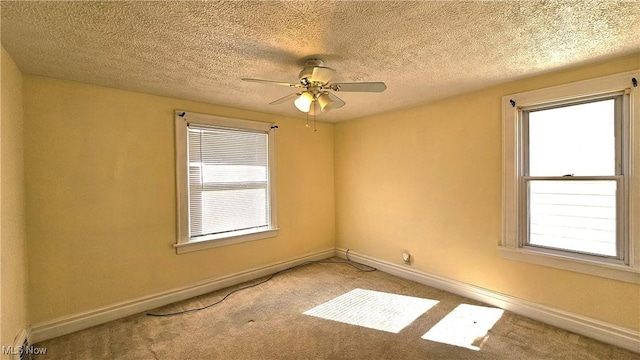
[146,255,376,317]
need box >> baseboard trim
[30,248,336,344]
[336,248,640,353]
[28,247,640,352]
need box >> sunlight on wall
[303,288,439,333]
[422,304,504,351]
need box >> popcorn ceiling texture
[1,1,639,122]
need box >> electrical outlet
[402,251,411,265]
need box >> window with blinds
[174,111,277,253]
[188,125,270,239]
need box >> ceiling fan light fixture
[294,92,314,112]
[242,59,386,120]
[317,93,334,112]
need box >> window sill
[499,246,640,284]
[175,228,279,254]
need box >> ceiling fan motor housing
[299,59,336,84]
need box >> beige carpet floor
[34,258,639,359]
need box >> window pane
[202,165,266,183]
[528,180,616,256]
[528,99,615,176]
[191,188,268,236]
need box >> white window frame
[174,111,278,254]
[501,71,640,284]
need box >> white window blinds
[188,124,270,239]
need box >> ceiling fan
[242,59,387,116]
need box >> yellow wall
[11,48,640,334]
[1,47,28,349]
[23,76,335,324]
[335,53,640,331]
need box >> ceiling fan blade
[326,92,346,109]
[269,93,299,105]
[329,82,387,92]
[241,78,302,88]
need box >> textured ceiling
[2,1,639,122]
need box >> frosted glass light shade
[317,93,334,112]
[294,92,314,112]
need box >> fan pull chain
[306,112,310,128]
[313,101,317,132]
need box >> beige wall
[1,47,28,349]
[335,53,640,331]
[23,76,335,324]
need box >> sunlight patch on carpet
[422,304,504,351]
[303,288,439,333]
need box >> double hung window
[501,71,639,283]
[523,96,623,258]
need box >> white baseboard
[28,247,640,353]
[336,248,640,353]
[30,248,336,344]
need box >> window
[174,111,278,254]
[501,71,639,283]
[525,97,622,257]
